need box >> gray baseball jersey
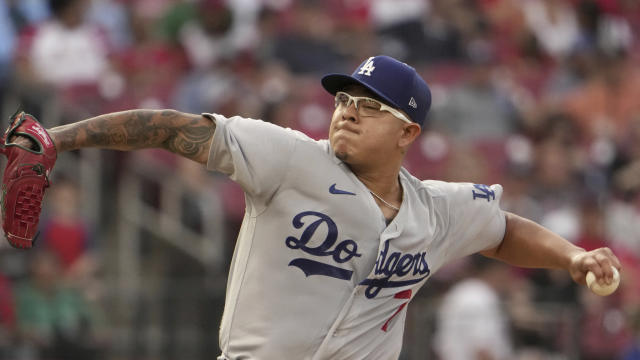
[205,113,506,360]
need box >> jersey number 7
[381,289,412,332]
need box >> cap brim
[321,74,400,109]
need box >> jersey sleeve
[440,182,507,261]
[204,113,299,202]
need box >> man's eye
[362,101,380,110]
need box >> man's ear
[399,123,421,148]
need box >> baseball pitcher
[1,55,622,359]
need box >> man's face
[328,85,410,167]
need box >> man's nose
[341,101,359,122]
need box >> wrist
[566,247,587,270]
[48,125,78,153]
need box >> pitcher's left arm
[480,212,621,286]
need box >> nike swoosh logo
[329,183,356,195]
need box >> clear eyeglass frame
[334,91,412,124]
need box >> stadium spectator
[268,1,349,74]
[40,179,92,272]
[522,0,580,60]
[110,2,187,110]
[14,0,118,118]
[14,250,105,360]
[434,256,514,360]
[563,51,640,144]
[430,29,523,142]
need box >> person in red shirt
[40,179,91,271]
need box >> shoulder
[206,113,332,159]
[206,113,319,143]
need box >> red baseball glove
[0,111,57,249]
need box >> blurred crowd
[0,0,639,359]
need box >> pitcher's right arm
[48,109,215,164]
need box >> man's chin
[331,140,353,163]
[335,151,349,162]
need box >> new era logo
[408,97,417,109]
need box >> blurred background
[0,0,639,359]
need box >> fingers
[580,247,621,286]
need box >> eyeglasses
[334,91,412,124]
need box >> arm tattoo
[48,110,216,164]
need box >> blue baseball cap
[321,55,431,127]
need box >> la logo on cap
[357,57,376,76]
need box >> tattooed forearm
[48,110,216,164]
